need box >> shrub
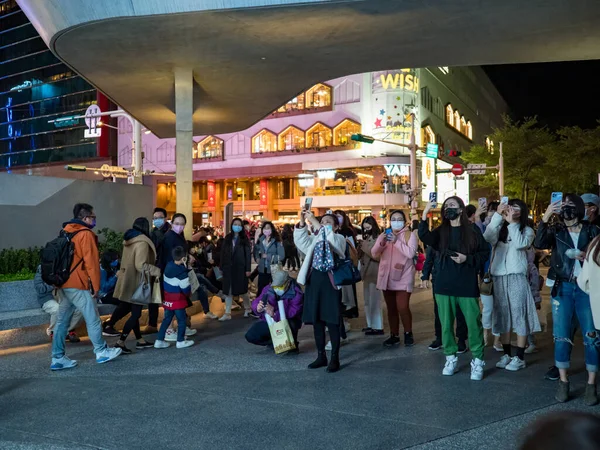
[0,269,35,282]
[0,248,41,275]
[97,227,124,256]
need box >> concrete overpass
[17,0,600,232]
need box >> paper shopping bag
[188,270,200,294]
[150,278,162,304]
[268,319,296,354]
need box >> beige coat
[359,236,380,284]
[114,234,161,304]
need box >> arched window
[422,125,435,145]
[454,111,460,131]
[460,116,467,135]
[194,136,224,160]
[306,83,332,108]
[278,126,304,150]
[333,119,360,146]
[466,121,473,140]
[306,123,332,148]
[446,104,454,127]
[252,129,277,153]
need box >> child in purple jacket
[245,269,304,353]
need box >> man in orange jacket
[51,203,122,370]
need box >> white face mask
[391,220,405,231]
[274,288,285,296]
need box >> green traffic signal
[351,134,375,144]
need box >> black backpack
[41,229,88,286]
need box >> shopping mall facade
[117,67,506,227]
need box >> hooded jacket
[61,220,100,293]
[113,229,161,303]
[371,228,417,292]
[163,261,191,310]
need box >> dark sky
[484,61,600,129]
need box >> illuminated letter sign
[384,164,409,176]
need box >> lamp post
[498,141,505,197]
[236,187,245,218]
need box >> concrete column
[174,67,194,238]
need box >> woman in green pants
[418,196,490,380]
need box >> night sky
[484,60,600,130]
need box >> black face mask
[561,206,578,222]
[444,208,461,221]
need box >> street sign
[466,163,486,170]
[425,143,438,159]
[468,170,486,175]
[84,104,102,138]
[451,163,464,176]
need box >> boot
[584,383,598,406]
[308,352,328,369]
[326,352,340,373]
[555,380,570,403]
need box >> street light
[236,187,245,218]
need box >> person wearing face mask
[295,210,347,372]
[372,210,418,346]
[359,216,384,336]
[245,269,304,352]
[483,199,540,372]
[581,193,600,227]
[219,218,252,321]
[419,196,490,380]
[535,193,600,405]
[253,221,285,300]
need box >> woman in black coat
[219,218,252,321]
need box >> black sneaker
[365,329,385,336]
[457,340,468,354]
[383,335,401,347]
[115,342,132,354]
[428,340,442,350]
[362,327,373,333]
[102,325,121,337]
[404,332,415,347]
[136,341,154,350]
[545,366,560,381]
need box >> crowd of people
[40,193,600,405]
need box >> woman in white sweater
[483,199,540,371]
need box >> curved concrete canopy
[18,0,600,138]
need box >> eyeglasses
[85,215,97,220]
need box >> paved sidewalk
[0,285,594,450]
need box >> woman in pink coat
[372,210,418,347]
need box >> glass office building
[0,0,97,169]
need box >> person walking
[359,216,384,336]
[112,218,162,354]
[36,264,82,342]
[418,197,490,380]
[219,218,252,321]
[50,203,121,370]
[483,199,540,372]
[295,210,347,373]
[253,221,285,297]
[536,193,600,405]
[372,210,418,347]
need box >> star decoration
[374,117,383,128]
[379,109,385,116]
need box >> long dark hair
[226,218,249,245]
[361,215,381,238]
[133,217,150,237]
[260,221,281,242]
[438,196,477,253]
[498,199,529,243]
[334,209,357,238]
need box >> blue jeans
[157,309,187,342]
[552,281,600,372]
[52,289,107,358]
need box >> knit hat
[271,268,289,287]
[581,193,600,208]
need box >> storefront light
[298,178,315,187]
[298,173,313,178]
[356,172,374,179]
[317,170,336,179]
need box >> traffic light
[351,134,375,144]
[448,149,462,158]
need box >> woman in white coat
[483,199,540,371]
[294,210,347,373]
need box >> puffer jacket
[483,213,535,276]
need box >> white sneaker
[524,344,537,354]
[493,343,503,352]
[176,340,194,349]
[164,329,178,342]
[50,356,77,371]
[325,341,332,351]
[185,327,197,336]
[470,358,485,381]
[244,310,252,318]
[344,320,351,332]
[506,356,526,371]
[219,313,232,322]
[496,354,512,369]
[442,355,459,376]
[205,312,218,319]
[324,338,347,351]
[96,347,122,364]
[154,339,170,349]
